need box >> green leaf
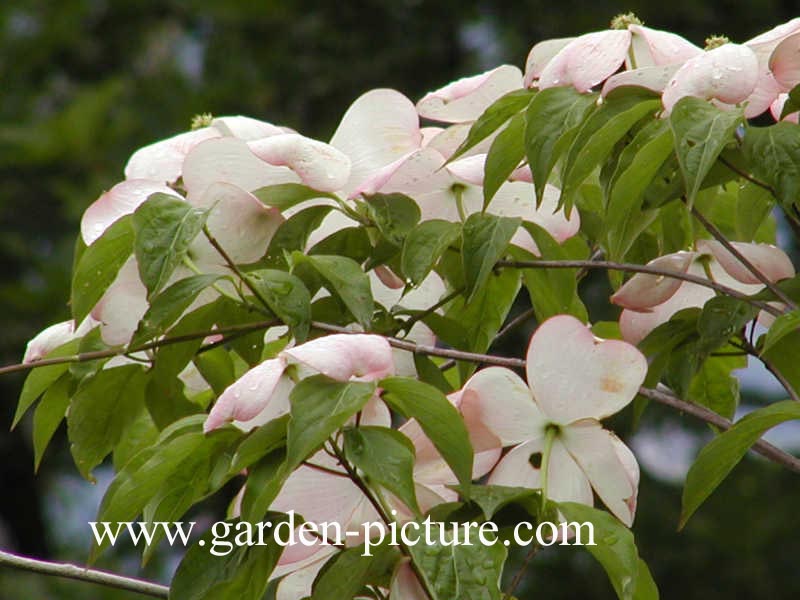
[409,522,506,600]
[558,502,658,600]
[562,90,661,211]
[435,268,520,370]
[286,375,377,470]
[688,354,745,421]
[229,415,289,474]
[247,269,311,341]
[464,484,540,519]
[311,541,399,599]
[67,365,148,481]
[193,346,235,395]
[13,339,79,428]
[525,87,598,204]
[735,181,775,242]
[293,253,374,329]
[93,418,215,559]
[514,224,588,321]
[401,220,461,285]
[743,121,800,212]
[169,516,288,600]
[252,182,339,210]
[761,309,800,355]
[239,448,289,523]
[32,374,72,471]
[462,212,520,301]
[696,296,757,353]
[450,88,534,161]
[150,300,222,381]
[363,192,421,245]
[483,112,526,208]
[345,426,420,516]
[380,377,473,494]
[71,215,134,324]
[681,400,800,528]
[605,119,675,261]
[779,84,800,120]
[669,97,743,207]
[133,193,208,297]
[412,354,454,394]
[265,205,333,265]
[132,274,223,345]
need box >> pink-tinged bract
[124,127,220,183]
[416,65,523,123]
[81,179,182,245]
[203,357,288,432]
[698,240,796,285]
[524,37,575,87]
[281,333,395,382]
[247,133,351,193]
[628,25,702,68]
[188,181,284,267]
[330,89,422,195]
[611,251,696,310]
[538,30,631,93]
[526,315,648,423]
[662,44,760,113]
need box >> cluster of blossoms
[204,317,646,598]
[21,14,800,600]
[523,14,800,120]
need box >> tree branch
[313,324,800,475]
[0,320,277,377]
[496,259,782,316]
[688,203,797,310]
[0,549,169,598]
[638,386,800,474]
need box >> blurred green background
[1,1,799,598]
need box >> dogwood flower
[527,22,701,92]
[204,333,395,432]
[612,241,796,344]
[457,315,647,526]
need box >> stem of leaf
[202,225,275,313]
[327,438,437,600]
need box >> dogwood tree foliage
[12,13,800,600]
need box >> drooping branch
[0,549,169,598]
